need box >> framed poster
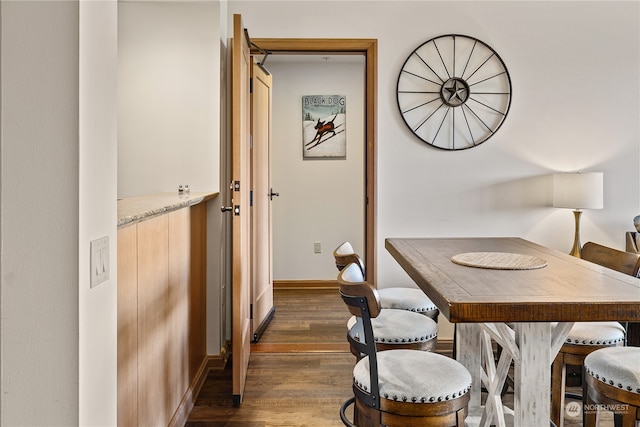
[302,95,346,159]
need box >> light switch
[90,236,110,288]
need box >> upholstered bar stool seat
[347,308,438,355]
[333,241,439,321]
[377,288,439,319]
[353,349,471,426]
[563,322,626,346]
[583,346,640,426]
[551,321,626,427]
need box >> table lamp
[553,172,603,258]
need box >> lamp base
[569,210,583,258]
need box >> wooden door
[250,62,274,341]
[231,13,252,405]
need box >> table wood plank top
[385,237,640,323]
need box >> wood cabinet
[117,223,138,427]
[117,204,207,427]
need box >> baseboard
[274,279,338,290]
[168,356,210,427]
[168,343,232,427]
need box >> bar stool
[333,242,440,320]
[333,242,439,357]
[338,262,471,427]
[551,322,626,426]
[551,242,640,427]
[583,346,640,426]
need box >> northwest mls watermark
[565,401,631,418]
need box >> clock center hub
[441,77,470,107]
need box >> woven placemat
[451,252,547,270]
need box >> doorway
[230,29,377,403]
[266,55,365,286]
[250,38,377,287]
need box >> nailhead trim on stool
[347,309,438,344]
[377,288,439,319]
[584,347,640,393]
[560,321,625,345]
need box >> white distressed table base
[457,322,574,427]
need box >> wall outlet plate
[90,236,110,288]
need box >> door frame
[250,38,377,286]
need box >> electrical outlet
[314,241,322,253]
[90,236,110,288]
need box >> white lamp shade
[553,172,603,210]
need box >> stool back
[338,262,382,407]
[333,241,366,275]
[581,242,640,277]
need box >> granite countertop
[118,191,218,227]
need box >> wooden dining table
[385,237,640,427]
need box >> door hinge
[249,77,253,94]
[250,303,253,319]
[250,190,253,207]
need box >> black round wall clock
[396,34,512,150]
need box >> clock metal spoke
[472,92,511,95]
[400,95,442,114]
[460,39,478,80]
[400,69,442,86]
[466,53,496,82]
[452,106,456,149]
[431,106,452,145]
[415,52,446,84]
[452,36,456,79]
[414,102,447,133]
[460,105,478,146]
[398,90,441,94]
[432,39,452,79]
[463,103,494,133]
[467,96,507,116]
[468,71,508,88]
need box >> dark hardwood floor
[186,287,353,426]
[185,287,611,426]
[251,288,351,353]
[185,353,354,426]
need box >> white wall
[0,1,80,425]
[268,59,365,280]
[229,0,640,338]
[79,1,118,425]
[118,1,226,355]
[118,1,221,198]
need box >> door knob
[269,188,279,201]
[221,206,233,212]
